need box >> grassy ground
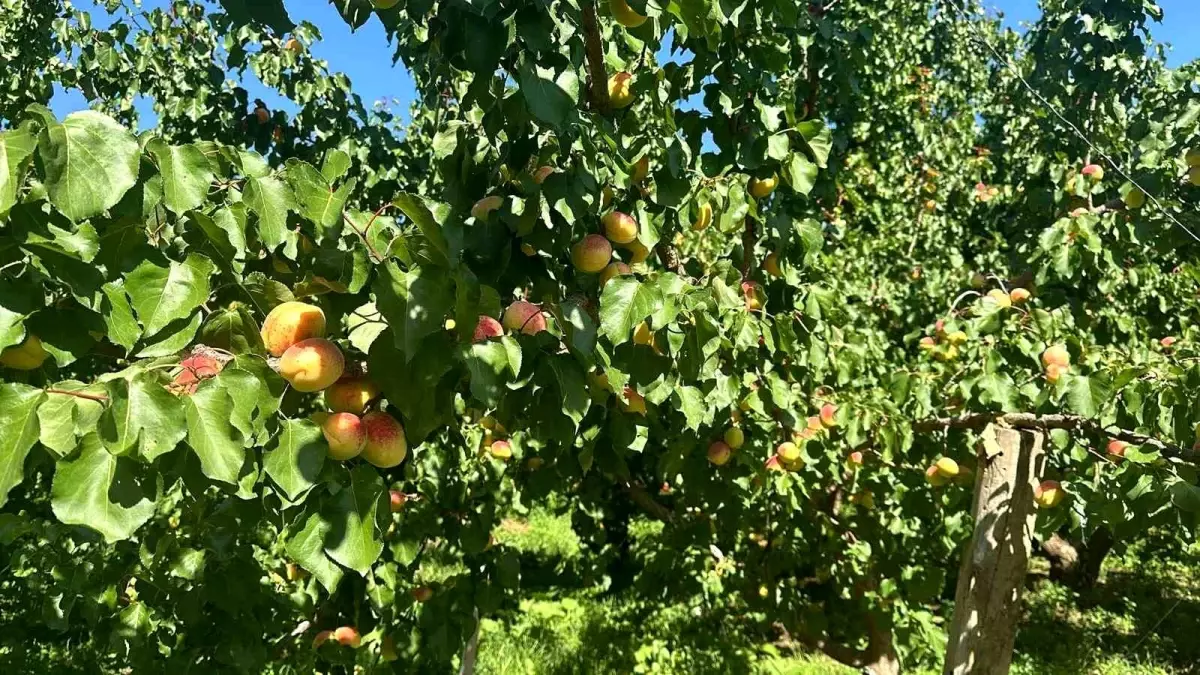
[479,510,1200,675]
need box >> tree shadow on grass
[1015,559,1200,674]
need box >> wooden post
[943,425,1044,675]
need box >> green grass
[476,510,1200,675]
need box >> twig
[342,212,386,263]
[45,388,109,404]
[912,412,1196,462]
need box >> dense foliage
[1,0,1198,672]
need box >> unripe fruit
[620,387,646,415]
[608,72,635,109]
[707,441,732,466]
[471,196,503,220]
[489,440,512,460]
[332,626,361,648]
[723,427,745,449]
[633,321,656,348]
[255,107,270,124]
[742,281,764,312]
[520,242,537,257]
[748,175,778,199]
[631,156,650,183]
[923,199,937,212]
[390,490,407,512]
[934,345,959,362]
[776,442,801,463]
[373,0,401,8]
[602,211,638,244]
[0,335,49,370]
[1190,166,1200,187]
[691,203,713,231]
[1124,188,1146,209]
[935,457,960,478]
[947,330,968,346]
[1041,344,1070,369]
[361,411,408,468]
[599,262,631,287]
[571,234,613,273]
[279,338,344,392]
[526,457,545,470]
[924,465,948,486]
[1187,148,1200,167]
[819,404,837,428]
[1106,440,1127,459]
[970,272,987,289]
[986,288,1012,308]
[763,253,782,278]
[286,563,306,581]
[1009,288,1031,304]
[848,451,864,467]
[261,301,326,356]
[758,585,770,599]
[626,240,651,265]
[1081,163,1104,182]
[325,377,380,415]
[473,315,505,342]
[601,186,615,209]
[1034,480,1064,508]
[609,0,647,27]
[411,586,433,603]
[532,166,555,184]
[322,413,367,460]
[381,636,399,662]
[503,301,546,335]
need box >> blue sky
[53,0,1200,128]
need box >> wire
[945,0,1200,245]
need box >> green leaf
[135,313,203,359]
[264,419,326,502]
[797,120,832,168]
[99,373,186,461]
[374,262,454,361]
[785,152,818,196]
[190,207,247,273]
[674,385,707,431]
[545,357,590,430]
[243,175,294,251]
[0,384,46,508]
[146,139,214,215]
[518,64,577,130]
[50,434,156,543]
[99,282,140,351]
[124,253,214,338]
[464,342,512,408]
[392,193,452,266]
[198,304,263,354]
[599,277,663,346]
[1066,373,1111,418]
[285,159,351,234]
[0,278,44,350]
[0,124,37,218]
[27,107,140,221]
[323,464,386,576]
[287,511,344,593]
[182,381,245,484]
[38,382,107,457]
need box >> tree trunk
[943,426,1044,675]
[865,611,900,675]
[458,608,480,675]
[1039,526,1114,591]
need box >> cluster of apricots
[260,302,407,468]
[766,404,838,473]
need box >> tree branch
[622,482,673,522]
[913,412,1196,462]
[580,0,610,114]
[45,388,109,404]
